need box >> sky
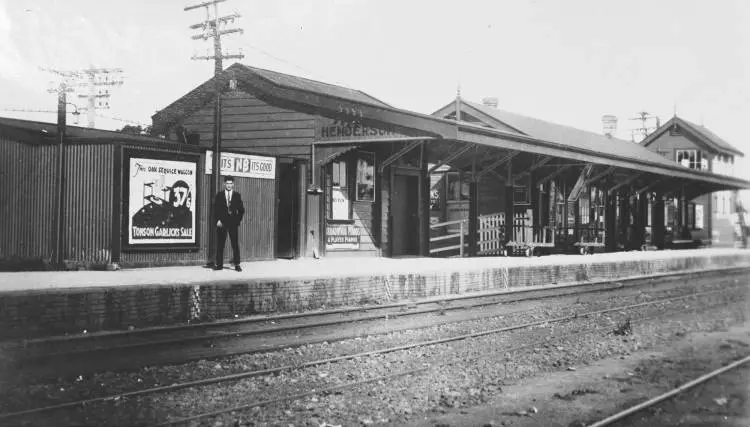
[1,0,749,186]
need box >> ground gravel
[1,281,731,415]
[9,280,744,426]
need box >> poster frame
[121,148,201,252]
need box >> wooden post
[459,221,465,257]
[652,192,665,249]
[638,192,649,248]
[469,179,478,256]
[605,181,617,252]
[504,161,514,244]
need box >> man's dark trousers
[216,224,240,268]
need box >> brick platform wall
[1,252,749,340]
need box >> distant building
[640,116,744,246]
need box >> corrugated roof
[676,117,744,157]
[461,100,682,169]
[0,116,166,143]
[241,64,391,108]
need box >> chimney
[482,97,498,108]
[602,115,618,139]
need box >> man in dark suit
[214,175,245,271]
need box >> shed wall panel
[181,92,315,161]
[63,144,114,265]
[0,138,56,263]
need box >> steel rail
[19,274,741,387]
[158,291,745,426]
[586,355,750,427]
[19,266,749,359]
[1,283,742,423]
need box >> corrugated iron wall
[63,144,114,265]
[2,139,278,268]
[232,176,276,260]
[119,146,276,267]
[0,138,57,262]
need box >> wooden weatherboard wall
[181,91,316,160]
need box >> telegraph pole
[41,67,124,128]
[629,111,661,142]
[42,74,75,268]
[77,67,124,128]
[185,0,244,266]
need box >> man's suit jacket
[214,190,245,227]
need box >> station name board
[317,118,405,141]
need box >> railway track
[9,266,749,381]
[587,355,750,427]
[1,278,745,425]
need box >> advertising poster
[326,224,360,250]
[205,150,275,179]
[124,151,198,249]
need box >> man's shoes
[235,265,242,272]
[213,265,223,271]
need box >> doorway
[391,172,420,256]
[276,161,299,258]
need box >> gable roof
[640,116,744,157]
[0,116,166,144]
[242,65,391,108]
[152,63,392,134]
[434,99,683,170]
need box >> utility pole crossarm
[184,0,226,11]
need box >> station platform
[1,248,748,340]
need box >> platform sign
[123,150,199,250]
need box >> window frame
[354,151,376,203]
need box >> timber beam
[584,166,616,187]
[515,155,553,179]
[607,172,644,195]
[537,164,574,186]
[636,178,663,195]
[476,150,519,180]
[428,143,474,174]
[379,140,422,173]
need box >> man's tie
[226,191,231,208]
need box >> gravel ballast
[7,279,746,426]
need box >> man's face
[224,180,234,191]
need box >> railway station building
[639,116,745,246]
[1,63,749,269]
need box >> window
[329,160,350,220]
[676,150,705,170]
[579,188,590,225]
[694,204,704,229]
[446,173,470,201]
[355,152,375,202]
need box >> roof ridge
[464,100,632,144]
[236,63,392,108]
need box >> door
[391,173,420,256]
[276,162,299,258]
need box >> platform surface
[1,248,747,293]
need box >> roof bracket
[636,179,664,195]
[608,172,644,195]
[515,155,553,180]
[584,166,616,187]
[379,140,423,173]
[477,150,519,180]
[537,164,574,186]
[428,143,474,174]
